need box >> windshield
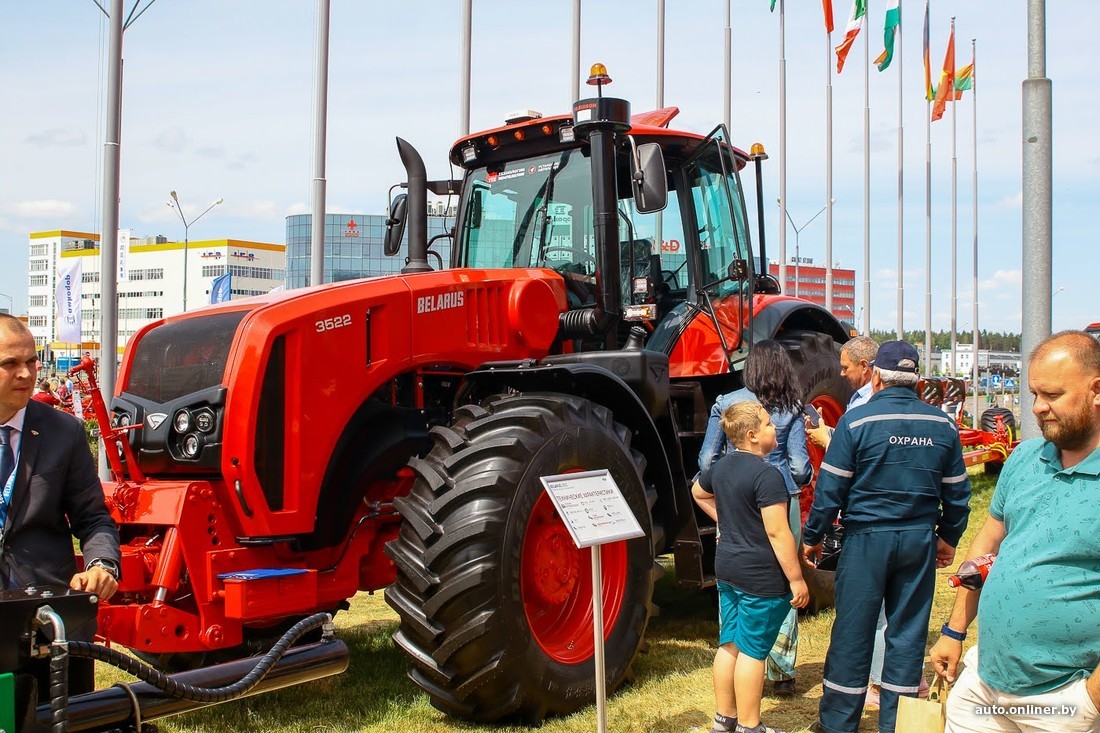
[458,134,751,308]
[461,150,595,278]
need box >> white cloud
[235,201,278,220]
[285,202,310,216]
[152,128,190,153]
[3,200,77,218]
[25,128,86,146]
[998,192,1023,209]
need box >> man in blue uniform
[803,341,971,733]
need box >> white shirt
[0,406,26,460]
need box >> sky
[1,1,1096,335]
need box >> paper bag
[895,677,948,733]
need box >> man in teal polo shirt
[932,330,1100,732]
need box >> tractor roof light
[461,144,477,164]
[558,125,576,143]
[750,142,768,161]
[586,63,612,87]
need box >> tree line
[868,329,1021,353]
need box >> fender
[751,296,851,346]
[457,356,692,554]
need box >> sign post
[540,469,645,733]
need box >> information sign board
[540,469,645,549]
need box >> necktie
[0,426,13,491]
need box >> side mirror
[383,193,408,256]
[630,142,668,214]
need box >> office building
[766,258,857,322]
[27,230,284,361]
[285,205,456,289]
[938,343,1021,377]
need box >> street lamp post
[0,292,12,314]
[779,200,832,298]
[169,192,223,312]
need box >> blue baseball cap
[871,340,920,373]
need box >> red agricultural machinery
[2,67,854,730]
[918,376,1019,472]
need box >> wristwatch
[87,558,120,580]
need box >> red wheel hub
[802,394,845,525]
[521,489,628,664]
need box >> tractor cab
[419,64,767,371]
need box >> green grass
[96,473,997,733]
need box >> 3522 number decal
[315,314,352,332]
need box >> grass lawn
[98,471,995,733]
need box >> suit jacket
[2,400,120,597]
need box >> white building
[938,343,1022,376]
[27,229,285,362]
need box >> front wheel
[385,393,657,723]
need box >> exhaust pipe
[396,137,432,274]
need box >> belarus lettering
[417,291,466,314]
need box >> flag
[875,0,901,71]
[931,24,955,121]
[835,0,867,73]
[823,0,835,33]
[770,0,777,10]
[117,228,130,283]
[954,61,974,99]
[922,1,934,100]
[55,257,82,344]
[210,272,232,304]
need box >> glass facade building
[285,212,456,289]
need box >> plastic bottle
[948,553,996,589]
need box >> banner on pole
[55,258,83,345]
[210,272,232,304]
[117,228,131,283]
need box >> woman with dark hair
[698,339,812,698]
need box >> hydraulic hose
[68,612,334,704]
[36,605,70,733]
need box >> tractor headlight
[182,433,201,458]
[118,413,131,427]
[173,410,192,434]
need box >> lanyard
[0,442,19,529]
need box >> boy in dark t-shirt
[693,401,810,733]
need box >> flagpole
[896,0,905,340]
[778,0,788,296]
[724,0,731,134]
[924,0,932,377]
[656,0,665,256]
[971,38,980,424]
[825,17,835,315]
[950,16,957,377]
[571,0,581,102]
[862,0,871,334]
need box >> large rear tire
[781,330,851,614]
[385,393,657,723]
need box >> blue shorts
[717,580,793,660]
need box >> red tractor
[31,67,853,727]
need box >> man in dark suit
[0,314,120,694]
